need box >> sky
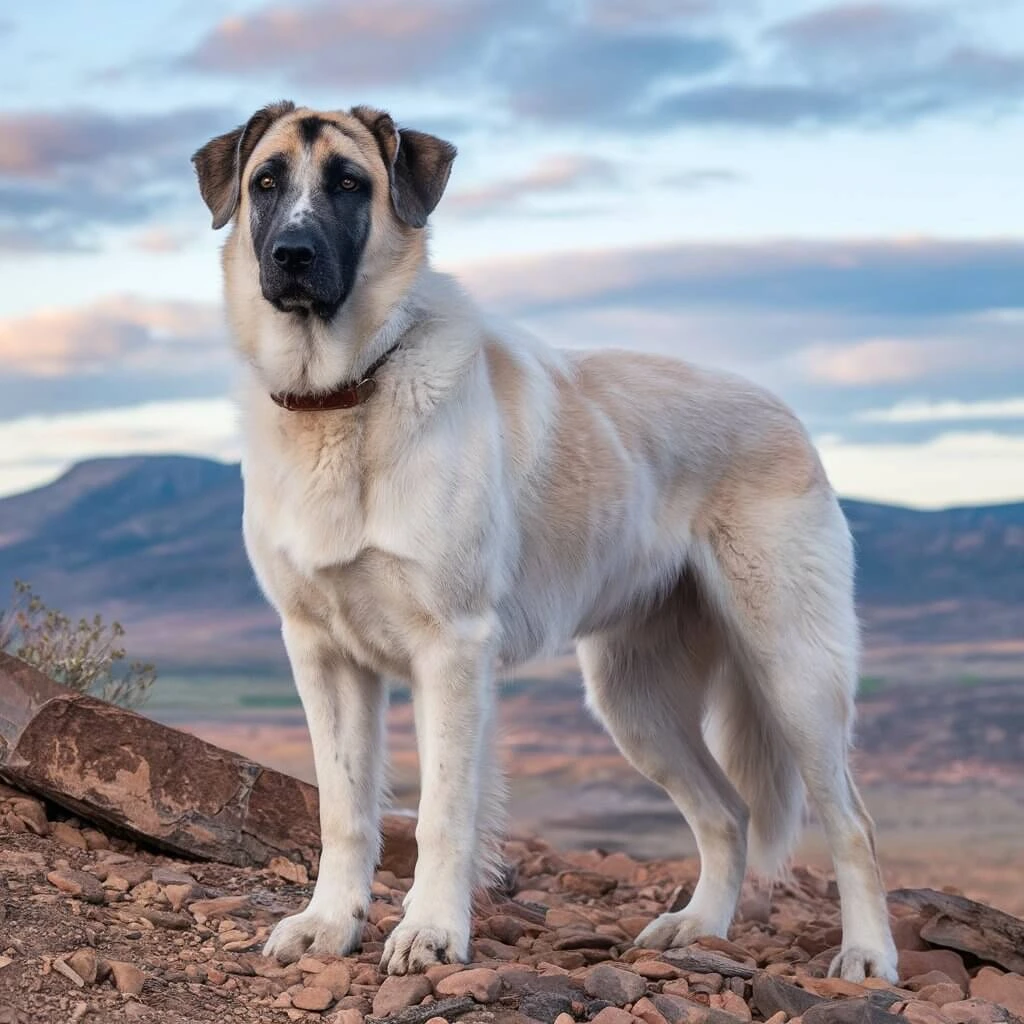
[1,0,1023,508]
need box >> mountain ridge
[1,454,1021,673]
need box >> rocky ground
[3,783,1024,1024]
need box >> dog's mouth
[270,289,340,321]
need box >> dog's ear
[351,106,456,229]
[192,101,296,230]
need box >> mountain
[0,455,1021,675]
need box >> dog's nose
[272,235,316,272]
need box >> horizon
[2,1,1023,507]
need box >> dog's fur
[193,103,898,981]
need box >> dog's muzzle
[260,228,343,320]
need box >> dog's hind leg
[577,592,749,948]
[701,495,898,982]
[263,617,386,964]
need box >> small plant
[0,580,156,709]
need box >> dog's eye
[257,174,276,191]
[336,177,359,193]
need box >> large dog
[193,102,898,981]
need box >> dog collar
[270,343,400,412]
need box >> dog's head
[193,102,456,323]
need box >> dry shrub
[0,580,156,708]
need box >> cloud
[0,107,231,251]
[132,227,198,253]
[184,0,524,87]
[797,337,976,386]
[0,399,240,498]
[494,29,734,123]
[446,155,619,217]
[855,397,1024,423]
[649,2,1024,130]
[816,431,1024,508]
[661,168,742,189]
[0,296,224,378]
[455,239,1024,320]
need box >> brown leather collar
[270,344,400,412]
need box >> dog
[193,102,898,981]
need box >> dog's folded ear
[192,101,296,230]
[352,106,456,229]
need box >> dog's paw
[263,908,363,964]
[634,910,729,951]
[380,920,470,975]
[828,945,899,984]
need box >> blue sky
[2,0,1023,506]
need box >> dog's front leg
[263,618,386,963]
[380,617,495,975]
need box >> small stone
[585,963,648,1005]
[270,856,309,885]
[558,870,617,897]
[51,822,89,849]
[752,973,825,1019]
[899,952,969,993]
[916,984,962,1007]
[81,829,110,851]
[67,949,98,986]
[109,960,146,995]
[803,998,905,1024]
[901,1000,954,1024]
[329,1011,364,1024]
[941,998,1017,1024]
[315,962,352,999]
[151,866,196,885]
[713,991,753,1021]
[636,961,682,981]
[801,977,870,998]
[554,1015,576,1024]
[969,968,1024,1017]
[634,996,672,1024]
[435,967,501,1003]
[907,973,964,995]
[11,798,48,835]
[46,869,104,905]
[372,974,432,1017]
[163,883,198,912]
[293,985,334,1011]
[423,1018,450,1024]
[592,1009,636,1024]
[487,914,528,945]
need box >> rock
[893,916,930,952]
[635,961,682,981]
[10,797,49,835]
[109,960,146,996]
[293,986,334,1011]
[752,972,827,1018]
[554,932,620,950]
[329,1011,364,1024]
[151,866,196,886]
[941,998,1023,1024]
[634,997,673,1024]
[900,1000,956,1024]
[366,997,475,1024]
[906,972,965,995]
[163,883,200,912]
[316,962,352,1000]
[917,984,966,1006]
[585,963,648,1005]
[558,870,617,897]
[664,950,756,980]
[899,952,970,993]
[713,992,753,1021]
[269,856,309,884]
[50,821,88,849]
[803,997,910,1024]
[67,949,98,986]
[554,1014,576,1024]
[486,914,528,945]
[969,968,1024,1017]
[372,974,432,1017]
[889,889,1024,975]
[435,967,501,1003]
[46,869,104,904]
[591,1009,636,1024]
[801,977,871,999]
[0,653,416,875]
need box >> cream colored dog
[193,102,898,981]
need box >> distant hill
[0,455,1021,675]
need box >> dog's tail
[703,667,805,876]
